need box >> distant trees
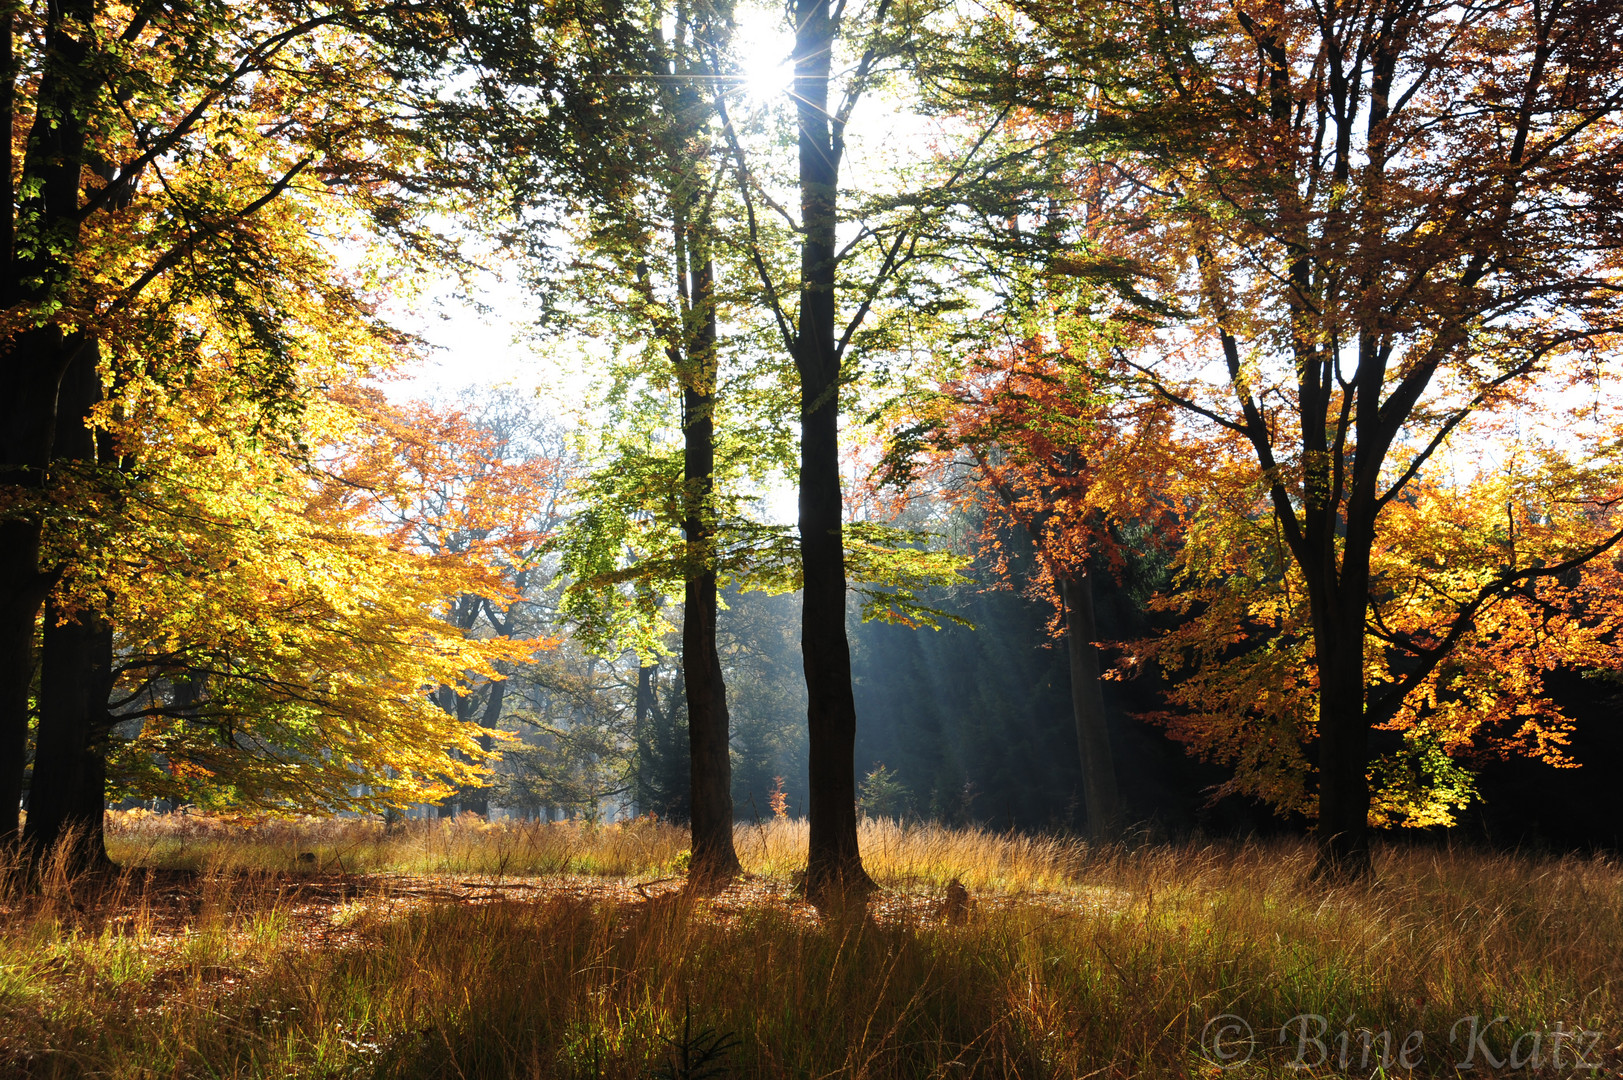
[352,388,572,817]
[899,335,1187,838]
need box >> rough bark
[1310,601,1375,880]
[794,0,873,904]
[1058,572,1121,841]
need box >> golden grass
[2,815,1619,1078]
[99,811,1100,892]
[100,809,693,878]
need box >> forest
[2,0,1622,1074]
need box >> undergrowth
[0,816,1617,1078]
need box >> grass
[1,813,1619,1078]
[96,810,1101,891]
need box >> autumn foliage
[912,332,1184,620]
[90,383,546,815]
[903,0,1623,870]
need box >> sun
[731,10,796,104]
[740,52,794,102]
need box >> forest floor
[2,815,1621,1079]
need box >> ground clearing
[2,817,1619,1078]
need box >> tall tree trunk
[678,243,743,883]
[1312,612,1373,879]
[793,0,872,903]
[25,600,114,871]
[1058,572,1121,840]
[634,662,657,816]
[682,249,741,885]
[0,0,95,843]
[26,342,117,871]
[29,343,114,870]
[0,3,11,280]
[647,2,741,886]
[0,536,45,843]
[0,7,17,844]
[0,332,77,843]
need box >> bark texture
[25,601,114,870]
[22,343,116,872]
[0,0,95,842]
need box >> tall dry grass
[736,817,1101,893]
[101,809,693,878]
[97,811,1102,891]
[1,815,1619,1077]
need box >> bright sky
[387,5,800,409]
[379,1,943,531]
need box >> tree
[18,163,520,866]
[631,655,691,822]
[714,0,1015,902]
[940,0,1623,875]
[348,388,572,817]
[899,333,1186,838]
[493,640,643,822]
[19,177,463,866]
[71,368,526,850]
[438,0,762,883]
[0,0,471,846]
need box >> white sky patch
[381,260,604,429]
[734,6,796,104]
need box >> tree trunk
[461,678,505,819]
[25,599,114,871]
[25,337,114,872]
[634,662,657,816]
[681,244,742,885]
[24,338,115,872]
[0,4,12,277]
[0,0,16,848]
[0,538,45,844]
[1059,571,1122,841]
[0,0,95,844]
[1312,613,1374,880]
[794,0,873,904]
[0,333,79,844]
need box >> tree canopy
[6,0,1623,881]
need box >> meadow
[1,812,1619,1078]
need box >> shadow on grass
[7,839,1623,1078]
